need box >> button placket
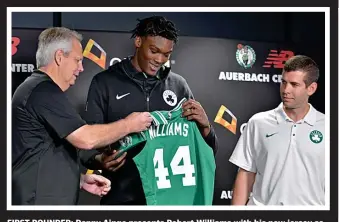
[291,123,298,143]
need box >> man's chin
[283,102,296,109]
[69,81,76,87]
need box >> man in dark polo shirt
[12,27,153,205]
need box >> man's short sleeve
[229,118,257,173]
[26,81,86,139]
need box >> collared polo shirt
[229,103,325,205]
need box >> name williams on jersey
[149,122,189,140]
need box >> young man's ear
[134,36,142,48]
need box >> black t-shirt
[12,71,86,205]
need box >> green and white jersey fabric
[117,98,216,205]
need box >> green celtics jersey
[117,98,216,205]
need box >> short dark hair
[283,55,320,87]
[131,16,179,43]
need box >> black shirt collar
[32,69,48,76]
[31,69,52,80]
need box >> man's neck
[283,103,310,122]
[39,66,66,91]
[130,56,142,73]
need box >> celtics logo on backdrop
[236,44,256,69]
[309,130,323,144]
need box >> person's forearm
[201,125,218,155]
[68,119,131,150]
[200,125,211,138]
[84,119,130,149]
[232,184,251,205]
[232,169,256,205]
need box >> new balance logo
[262,50,294,68]
[116,93,130,100]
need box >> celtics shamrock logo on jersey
[119,136,132,147]
[309,130,323,144]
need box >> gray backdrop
[11,29,324,205]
